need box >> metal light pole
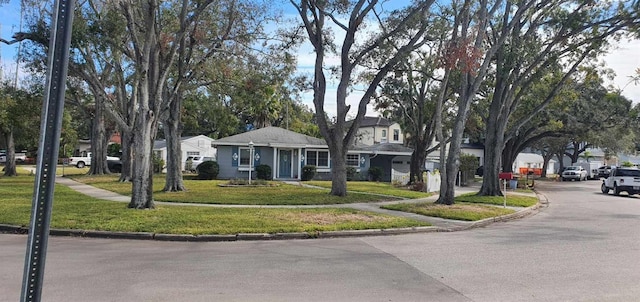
[248,141,254,184]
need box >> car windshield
[616,169,640,177]
[566,167,579,171]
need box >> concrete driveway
[2,180,640,301]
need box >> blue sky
[0,0,22,84]
[1,0,639,116]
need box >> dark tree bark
[2,130,17,176]
[163,95,186,192]
[89,98,111,175]
[119,130,133,182]
[541,151,554,178]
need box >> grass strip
[454,192,538,207]
[0,175,429,235]
[382,202,515,221]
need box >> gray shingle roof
[351,143,413,155]
[212,127,327,147]
[358,116,393,127]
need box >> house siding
[388,123,403,144]
[356,123,404,145]
[370,155,394,182]
[217,146,238,179]
[218,146,277,180]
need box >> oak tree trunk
[2,130,17,176]
[478,109,507,197]
[89,100,110,174]
[118,130,133,182]
[163,99,186,192]
[128,110,155,209]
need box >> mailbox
[498,172,513,180]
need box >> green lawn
[382,202,515,221]
[381,191,538,221]
[304,180,434,199]
[0,175,430,235]
[72,175,402,205]
[454,192,538,207]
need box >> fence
[391,169,410,185]
[424,172,441,193]
[391,169,442,192]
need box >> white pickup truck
[601,167,640,196]
[68,152,119,168]
[0,152,27,163]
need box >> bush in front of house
[197,161,219,180]
[256,164,272,180]
[346,166,357,181]
[459,153,479,186]
[153,154,165,174]
[368,166,383,182]
[302,165,317,181]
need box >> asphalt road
[2,180,640,301]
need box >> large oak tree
[292,0,436,196]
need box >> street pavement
[2,180,640,301]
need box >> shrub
[152,154,165,174]
[302,165,317,181]
[107,143,121,157]
[184,159,193,172]
[346,167,357,181]
[368,166,383,182]
[256,164,272,180]
[197,161,220,180]
[410,181,426,192]
[391,179,405,187]
[459,153,479,186]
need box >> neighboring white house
[153,135,216,171]
[424,140,485,172]
[512,152,556,175]
[355,116,404,145]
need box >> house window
[382,130,387,138]
[347,154,360,167]
[186,151,200,156]
[239,148,251,166]
[306,150,330,168]
[393,129,399,141]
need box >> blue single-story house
[211,126,413,181]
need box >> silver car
[562,166,587,181]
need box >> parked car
[68,152,120,168]
[107,159,122,173]
[601,167,640,195]
[0,152,27,163]
[597,165,613,178]
[189,156,215,173]
[561,166,587,181]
